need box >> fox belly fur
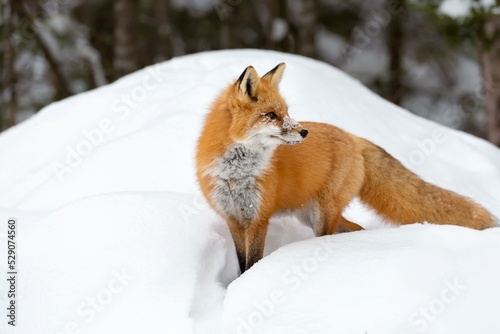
[195,63,497,273]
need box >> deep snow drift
[0,50,499,334]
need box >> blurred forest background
[1,0,500,146]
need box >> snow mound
[0,50,499,334]
[224,225,500,334]
[16,193,235,334]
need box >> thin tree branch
[13,1,73,98]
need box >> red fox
[195,63,497,273]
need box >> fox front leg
[227,218,269,273]
[227,219,247,273]
[244,219,269,271]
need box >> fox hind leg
[315,200,343,236]
[296,200,350,236]
[311,196,364,236]
[297,201,344,237]
[336,216,364,233]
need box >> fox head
[228,63,308,147]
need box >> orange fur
[196,63,497,273]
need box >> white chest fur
[208,143,275,222]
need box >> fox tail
[358,140,497,230]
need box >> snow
[224,225,500,334]
[271,18,288,42]
[282,115,300,130]
[438,0,497,18]
[0,49,499,334]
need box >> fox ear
[236,66,259,100]
[262,63,286,88]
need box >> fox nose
[300,129,308,138]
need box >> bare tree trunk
[154,0,173,61]
[387,0,406,105]
[7,0,17,127]
[480,16,500,147]
[73,0,114,82]
[251,0,274,49]
[32,26,73,99]
[220,23,231,49]
[0,0,7,129]
[81,44,108,88]
[298,0,316,58]
[74,25,108,88]
[113,0,138,79]
[14,1,73,99]
[258,0,291,51]
[276,0,292,52]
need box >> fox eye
[266,112,278,120]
